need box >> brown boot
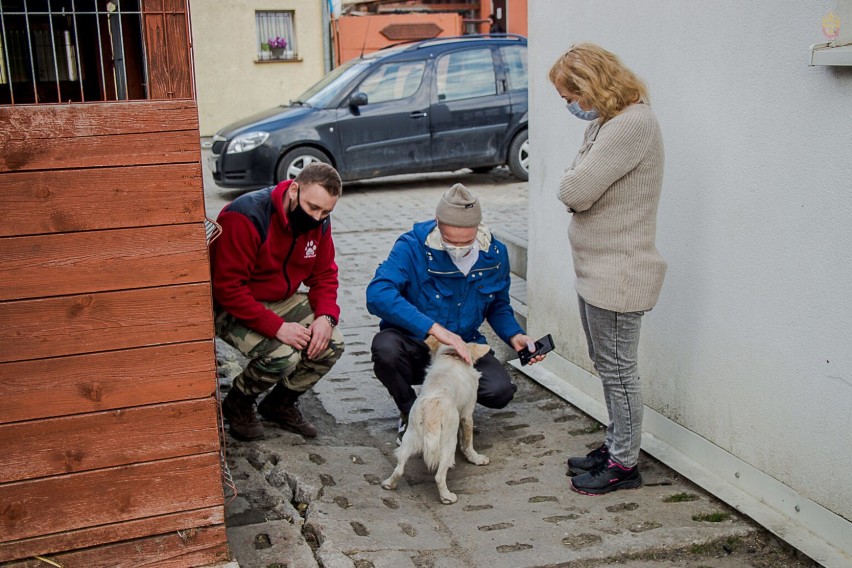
[221,388,264,441]
[258,384,318,438]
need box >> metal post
[0,6,13,105]
[47,3,61,103]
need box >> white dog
[381,337,492,504]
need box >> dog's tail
[421,397,459,472]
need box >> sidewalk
[211,169,817,568]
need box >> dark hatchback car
[210,35,529,187]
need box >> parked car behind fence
[209,34,529,187]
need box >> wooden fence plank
[0,453,223,542]
[0,399,220,483]
[0,129,200,173]
[0,524,229,568]
[0,101,199,141]
[0,225,210,301]
[0,163,204,237]
[0,342,218,424]
[0,507,224,563]
[165,8,193,99]
[0,284,214,363]
[143,4,193,100]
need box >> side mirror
[349,91,368,107]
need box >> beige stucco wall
[190,0,326,136]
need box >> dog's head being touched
[424,336,490,366]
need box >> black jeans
[371,328,517,415]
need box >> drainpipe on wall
[323,0,333,72]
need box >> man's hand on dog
[428,323,472,364]
[511,334,546,365]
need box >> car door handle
[409,111,428,119]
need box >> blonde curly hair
[548,43,648,123]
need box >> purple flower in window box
[267,36,288,59]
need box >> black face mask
[287,184,324,234]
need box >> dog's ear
[468,343,491,363]
[424,336,442,354]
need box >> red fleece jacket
[210,181,340,338]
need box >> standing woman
[548,44,667,495]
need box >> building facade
[191,0,329,136]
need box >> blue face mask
[566,101,599,121]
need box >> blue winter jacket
[366,220,524,345]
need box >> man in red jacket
[210,163,344,441]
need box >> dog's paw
[440,492,458,504]
[467,453,489,466]
[381,478,397,490]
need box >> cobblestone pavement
[203,155,818,568]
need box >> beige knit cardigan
[558,103,667,313]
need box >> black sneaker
[566,443,609,476]
[570,458,642,495]
[396,413,408,446]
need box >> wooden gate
[0,1,228,566]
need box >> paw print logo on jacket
[304,240,317,258]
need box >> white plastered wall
[190,0,326,136]
[524,1,852,565]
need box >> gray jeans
[578,295,645,468]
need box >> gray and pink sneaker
[566,443,609,476]
[570,458,642,495]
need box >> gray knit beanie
[435,183,482,228]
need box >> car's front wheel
[276,147,332,181]
[507,130,529,181]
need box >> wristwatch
[323,315,337,328]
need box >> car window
[357,61,426,104]
[436,48,497,102]
[500,45,528,92]
[295,60,371,107]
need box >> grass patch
[689,542,714,554]
[724,536,743,549]
[663,492,699,502]
[692,511,732,522]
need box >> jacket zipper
[282,237,298,297]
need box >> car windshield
[292,60,372,108]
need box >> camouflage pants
[215,293,345,396]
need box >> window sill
[810,42,852,66]
[255,57,302,64]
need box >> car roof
[371,34,527,60]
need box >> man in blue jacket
[366,184,543,443]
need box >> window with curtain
[256,11,297,61]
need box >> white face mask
[442,241,474,262]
